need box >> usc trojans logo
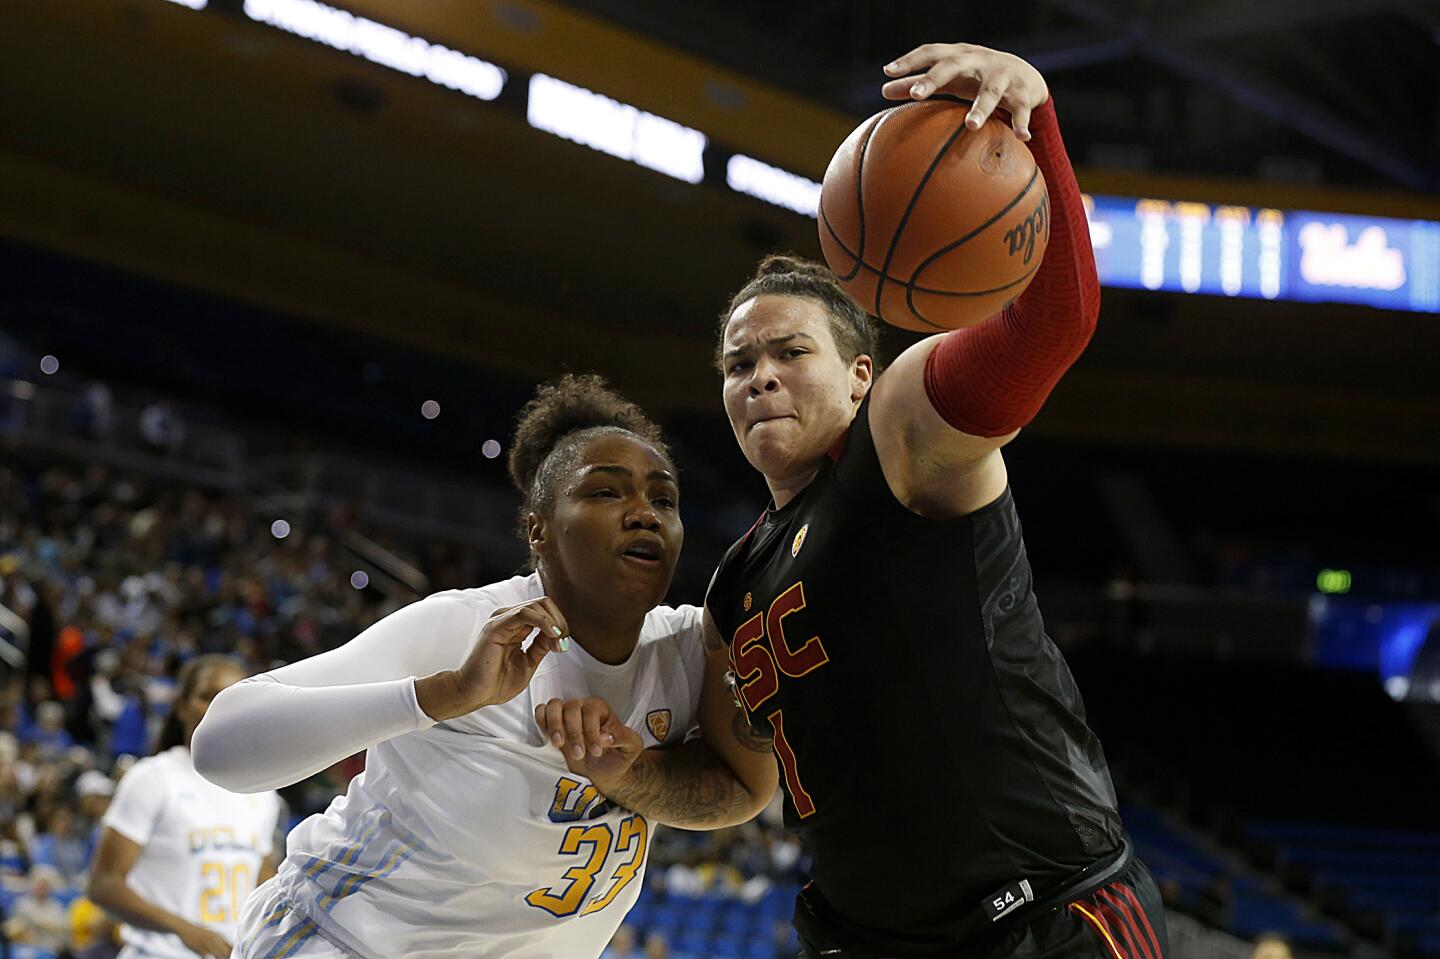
[791,524,809,558]
[645,709,672,742]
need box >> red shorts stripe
[1069,902,1127,959]
[1115,882,1165,959]
[1093,895,1145,959]
[1096,887,1153,959]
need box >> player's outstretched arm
[535,609,778,829]
[869,43,1101,517]
[193,595,568,792]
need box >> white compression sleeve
[192,593,482,792]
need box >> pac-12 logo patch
[646,709,672,742]
[791,523,809,558]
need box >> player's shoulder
[424,573,544,617]
[640,603,704,651]
[643,602,702,634]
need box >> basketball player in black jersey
[537,41,1168,959]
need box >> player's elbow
[736,767,780,824]
[190,712,256,793]
[86,870,121,911]
[189,721,226,788]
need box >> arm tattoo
[732,710,776,753]
[702,615,725,652]
[602,741,757,828]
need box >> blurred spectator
[75,768,115,870]
[74,381,115,442]
[24,700,75,761]
[601,922,641,959]
[75,769,114,821]
[770,918,798,959]
[138,401,186,456]
[2,864,68,951]
[1252,932,1294,959]
[645,930,686,959]
[28,803,88,884]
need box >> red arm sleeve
[922,96,1100,437]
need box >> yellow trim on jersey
[239,901,291,959]
[264,914,319,959]
[322,834,417,909]
[1071,902,1127,959]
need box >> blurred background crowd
[1,0,1438,957]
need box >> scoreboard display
[1084,194,1440,314]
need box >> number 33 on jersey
[524,776,649,918]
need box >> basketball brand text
[1004,193,1051,264]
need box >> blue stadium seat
[710,932,748,957]
[676,928,711,954]
[1390,916,1440,937]
[646,902,686,933]
[1230,896,1343,948]
[1344,887,1439,914]
[1247,822,1440,852]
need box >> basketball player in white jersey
[89,655,283,959]
[191,376,779,959]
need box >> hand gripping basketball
[819,44,1055,332]
[880,42,1049,140]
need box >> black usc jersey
[707,397,1125,954]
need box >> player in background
[88,655,282,959]
[190,376,776,959]
[551,42,1169,959]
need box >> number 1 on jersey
[767,708,816,818]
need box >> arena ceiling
[1,0,1438,463]
[560,0,1440,192]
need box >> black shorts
[795,856,1170,959]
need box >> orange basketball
[818,99,1050,332]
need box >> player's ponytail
[506,374,673,569]
[718,253,881,371]
[156,654,245,753]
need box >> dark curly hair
[507,374,673,566]
[717,254,881,371]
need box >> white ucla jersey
[101,746,281,958]
[263,574,705,959]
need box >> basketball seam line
[820,214,1043,298]
[906,166,1044,325]
[873,105,970,322]
[830,113,883,283]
